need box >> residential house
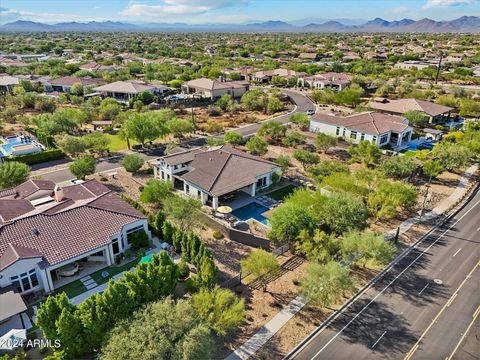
[297,53,319,62]
[0,179,149,295]
[152,145,281,210]
[78,62,119,73]
[368,98,453,124]
[181,78,249,100]
[223,66,257,81]
[394,60,439,70]
[93,80,168,102]
[309,111,413,148]
[0,291,27,337]
[48,76,104,93]
[252,69,306,83]
[0,76,20,94]
[299,72,352,91]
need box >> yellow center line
[403,260,479,360]
[445,304,480,360]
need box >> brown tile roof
[14,179,55,199]
[186,78,249,91]
[0,243,43,271]
[175,145,278,197]
[93,80,156,94]
[368,98,453,117]
[50,76,103,87]
[162,147,206,166]
[0,180,146,268]
[311,112,409,135]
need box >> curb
[284,181,480,360]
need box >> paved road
[227,89,315,137]
[34,90,314,184]
[289,187,480,360]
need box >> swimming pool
[0,136,43,156]
[406,142,434,151]
[232,202,270,225]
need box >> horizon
[1,0,479,25]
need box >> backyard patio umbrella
[217,206,233,214]
[0,329,26,350]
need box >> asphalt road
[289,187,480,360]
[33,90,314,184]
[227,89,315,137]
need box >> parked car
[307,109,315,116]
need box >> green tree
[140,179,172,206]
[258,121,287,143]
[404,110,429,128]
[55,307,86,357]
[433,143,472,171]
[58,135,87,157]
[123,112,168,147]
[82,132,110,154]
[162,195,202,233]
[69,155,96,180]
[166,118,194,138]
[379,156,417,179]
[241,249,280,292]
[296,229,340,263]
[246,136,268,156]
[121,154,145,173]
[348,141,382,167]
[241,89,266,112]
[216,93,233,112]
[367,180,417,222]
[192,286,245,336]
[319,192,368,234]
[268,201,316,244]
[275,155,292,172]
[341,230,396,268]
[335,87,362,107]
[70,83,84,96]
[309,160,349,182]
[36,292,75,341]
[224,132,244,146]
[314,133,338,153]
[293,149,320,170]
[267,96,284,114]
[422,159,444,179]
[301,261,355,308]
[282,131,305,148]
[289,112,309,130]
[0,161,31,189]
[100,298,214,360]
[129,229,150,249]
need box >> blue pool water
[0,137,40,155]
[406,142,434,151]
[232,202,270,225]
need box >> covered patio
[51,257,108,290]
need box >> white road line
[418,283,430,295]
[371,331,387,349]
[311,197,480,360]
[453,248,462,257]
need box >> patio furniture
[57,262,79,277]
[101,271,110,279]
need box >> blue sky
[0,0,478,24]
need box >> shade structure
[217,206,233,214]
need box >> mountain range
[1,16,479,33]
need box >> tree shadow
[329,300,417,356]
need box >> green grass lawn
[90,258,140,286]
[53,279,87,299]
[104,134,139,152]
[403,150,417,157]
[267,184,297,201]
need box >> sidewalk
[225,164,478,360]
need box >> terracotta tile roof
[14,179,55,199]
[0,180,146,269]
[311,112,409,135]
[93,80,156,94]
[368,98,453,117]
[185,78,249,91]
[49,76,103,87]
[0,243,43,271]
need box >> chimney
[53,185,64,202]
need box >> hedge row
[7,148,64,165]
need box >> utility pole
[434,52,443,85]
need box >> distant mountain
[289,18,366,26]
[0,16,479,33]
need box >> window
[342,128,346,137]
[112,240,120,255]
[256,177,267,188]
[380,134,389,144]
[361,133,365,141]
[336,127,340,136]
[197,190,201,198]
[372,136,377,143]
[350,131,357,140]
[10,269,38,293]
[185,184,190,193]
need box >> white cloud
[0,7,107,23]
[391,6,411,14]
[120,0,241,17]
[422,0,473,9]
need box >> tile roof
[93,80,156,94]
[14,179,55,199]
[0,180,146,269]
[368,98,453,117]
[311,112,410,135]
[160,145,278,197]
[49,76,103,87]
[185,78,249,91]
[0,291,27,321]
[0,243,43,271]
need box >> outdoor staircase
[80,275,98,290]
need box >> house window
[361,133,365,141]
[336,127,340,136]
[256,177,267,188]
[10,269,38,293]
[112,240,120,255]
[380,134,389,144]
[342,128,346,137]
[350,131,357,140]
[197,190,201,198]
[372,136,377,143]
[186,184,190,193]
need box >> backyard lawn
[267,184,297,201]
[104,134,138,152]
[90,258,140,286]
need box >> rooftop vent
[31,228,40,236]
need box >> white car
[306,109,315,116]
